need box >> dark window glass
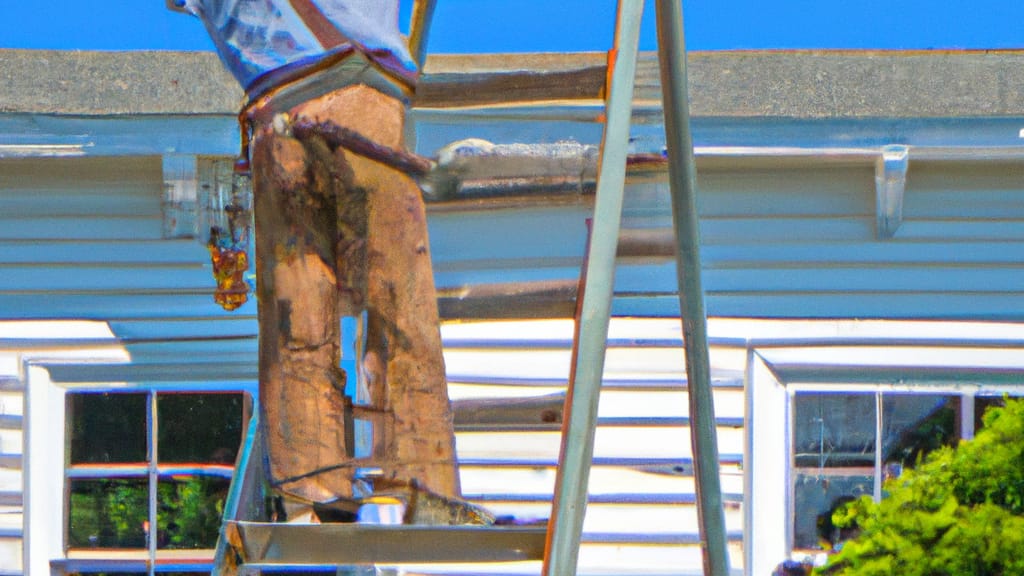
[881,393,958,468]
[69,393,147,464]
[792,392,961,550]
[68,478,148,548]
[793,472,873,550]
[793,393,876,468]
[975,395,1008,432]
[157,393,244,464]
[792,392,877,549]
[157,476,231,549]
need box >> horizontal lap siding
[430,160,1024,320]
[0,156,253,323]
[693,161,1023,318]
[0,239,213,265]
[0,157,162,238]
[7,156,1017,322]
[0,293,256,320]
[902,162,1024,220]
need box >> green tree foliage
[158,477,226,549]
[819,399,1024,575]
[68,480,147,548]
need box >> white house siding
[426,154,1024,320]
[0,157,259,323]
[0,373,22,576]
[2,142,1022,576]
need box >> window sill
[55,548,216,573]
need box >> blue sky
[1,1,1021,53]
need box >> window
[65,391,245,558]
[791,391,963,550]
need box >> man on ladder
[175,0,461,519]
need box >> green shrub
[819,398,1024,576]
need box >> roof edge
[3,49,1024,118]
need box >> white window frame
[746,340,1024,574]
[0,321,131,576]
[25,361,252,576]
[743,351,790,576]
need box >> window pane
[793,393,876,468]
[68,478,149,548]
[975,395,1009,432]
[792,392,877,550]
[157,476,231,549]
[793,472,873,550]
[791,392,962,551]
[69,393,147,464]
[881,393,958,468]
[157,393,244,464]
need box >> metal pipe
[654,1,730,574]
[542,0,645,574]
[147,390,158,576]
[409,0,438,71]
[874,391,884,502]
